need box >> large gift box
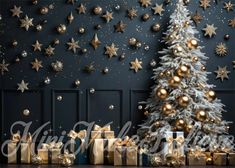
[228,153,235,166]
[187,146,206,165]
[213,153,227,166]
[91,124,115,139]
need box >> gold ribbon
[67,130,87,140]
[41,141,63,150]
[189,146,206,159]
[93,124,111,131]
[58,150,76,166]
[11,133,21,143]
[115,136,136,147]
[165,150,185,167]
[166,136,184,154]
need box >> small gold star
[228,18,235,28]
[77,3,86,14]
[224,1,234,12]
[102,11,113,23]
[17,80,29,93]
[202,24,217,38]
[105,43,118,58]
[215,43,227,56]
[10,5,23,18]
[0,59,9,75]
[232,61,235,68]
[84,62,95,73]
[90,33,101,50]
[20,15,34,31]
[67,38,80,53]
[31,58,43,72]
[45,45,55,56]
[128,8,138,20]
[139,0,151,7]
[67,0,76,5]
[130,58,142,73]
[192,10,203,25]
[114,21,127,33]
[200,0,211,10]
[152,4,164,16]
[67,12,74,24]
[214,66,230,82]
[32,40,42,51]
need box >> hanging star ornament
[128,8,138,19]
[139,0,151,7]
[0,59,9,75]
[67,38,80,53]
[130,58,142,73]
[200,0,211,10]
[20,15,34,31]
[102,11,113,23]
[202,24,217,38]
[152,4,165,16]
[31,58,43,72]
[32,40,42,51]
[114,21,127,33]
[224,1,234,12]
[45,45,55,56]
[228,18,235,28]
[214,66,230,82]
[10,5,23,18]
[105,43,118,58]
[192,10,203,25]
[77,3,86,14]
[90,33,101,50]
[17,80,29,93]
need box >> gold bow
[41,141,63,150]
[58,150,76,166]
[115,136,136,147]
[67,130,87,139]
[165,150,185,167]
[93,124,111,131]
[11,132,21,143]
[189,146,206,159]
[167,136,184,145]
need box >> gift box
[141,152,163,166]
[67,130,88,164]
[228,153,235,166]
[91,124,114,139]
[90,138,116,164]
[187,146,207,166]
[213,153,227,166]
[165,150,186,167]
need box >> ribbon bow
[165,150,185,167]
[167,136,184,145]
[93,124,111,131]
[189,146,206,159]
[58,150,76,166]
[41,141,63,150]
[115,136,136,147]
[11,132,21,143]
[67,130,87,139]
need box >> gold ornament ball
[74,80,80,87]
[40,7,49,15]
[129,37,137,46]
[57,24,67,34]
[205,90,216,101]
[206,157,213,165]
[162,103,175,116]
[12,40,18,47]
[78,27,85,34]
[175,119,185,130]
[156,88,168,100]
[173,45,183,55]
[187,39,198,49]
[196,110,207,122]
[178,96,190,107]
[154,121,161,127]
[23,109,30,116]
[201,66,206,71]
[168,76,181,87]
[177,65,190,77]
[192,56,198,62]
[152,23,161,32]
[32,0,38,5]
[144,111,149,116]
[165,70,171,76]
[61,157,73,167]
[36,24,42,31]
[184,21,190,27]
[159,72,164,77]
[185,124,193,133]
[142,13,150,21]
[93,6,102,15]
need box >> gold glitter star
[228,18,235,28]
[0,59,9,75]
[200,0,211,10]
[67,12,74,24]
[130,58,142,73]
[215,43,227,56]
[114,21,127,33]
[32,40,42,51]
[232,61,235,68]
[102,11,113,23]
[10,5,23,18]
[20,15,34,31]
[152,4,165,16]
[214,66,230,82]
[17,80,29,93]
[139,0,151,7]
[128,8,138,20]
[105,43,118,58]
[67,38,80,53]
[45,45,55,56]
[90,33,101,50]
[224,1,234,12]
[31,58,43,72]
[202,24,217,38]
[77,3,86,14]
[192,10,203,25]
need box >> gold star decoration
[20,15,34,31]
[202,24,217,38]
[90,33,101,50]
[32,40,42,51]
[200,0,211,10]
[214,66,230,82]
[77,3,86,14]
[10,5,23,18]
[224,1,234,12]
[102,11,113,23]
[139,0,151,7]
[114,21,127,33]
[67,0,76,5]
[105,43,119,58]
[67,12,74,24]
[17,80,29,93]
[192,10,203,25]
[152,4,165,16]
[45,45,55,56]
[128,8,138,20]
[67,38,80,53]
[215,43,227,56]
[228,18,235,28]
[0,59,9,75]
[84,62,95,73]
[31,58,43,72]
[232,61,235,68]
[130,58,143,73]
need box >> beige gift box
[114,146,138,166]
[213,153,227,166]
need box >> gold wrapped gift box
[91,124,115,139]
[187,153,206,165]
[114,146,138,166]
[213,153,227,166]
[228,153,235,166]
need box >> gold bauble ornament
[185,124,193,133]
[61,157,73,167]
[201,66,206,71]
[57,24,67,34]
[159,72,164,77]
[173,45,183,55]
[162,103,175,116]
[156,88,168,99]
[187,39,198,49]
[165,70,171,76]
[178,96,190,107]
[177,65,190,77]
[205,90,216,101]
[196,110,207,122]
[144,111,149,116]
[206,157,213,165]
[184,21,190,27]
[93,6,102,15]
[168,76,181,87]
[175,119,185,130]
[40,7,49,15]
[152,23,161,32]
[154,121,161,127]
[192,56,198,62]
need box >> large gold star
[130,58,142,73]
[228,18,235,28]
[32,40,42,51]
[192,10,203,25]
[152,4,164,16]
[139,0,151,7]
[200,0,211,10]
[17,80,29,93]
[45,45,55,56]
[224,1,234,12]
[0,59,9,75]
[215,43,227,56]
[31,58,43,72]
[77,3,86,14]
[214,66,230,82]
[10,5,23,18]
[128,8,138,20]
[67,38,80,53]
[202,24,217,38]
[90,33,101,50]
[105,43,118,58]
[102,11,113,23]
[20,15,34,31]
[114,21,127,33]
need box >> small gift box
[187,146,206,166]
[90,138,116,165]
[37,141,63,164]
[228,153,235,166]
[67,129,88,164]
[141,152,163,166]
[165,150,186,167]
[213,153,227,166]
[91,124,114,139]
